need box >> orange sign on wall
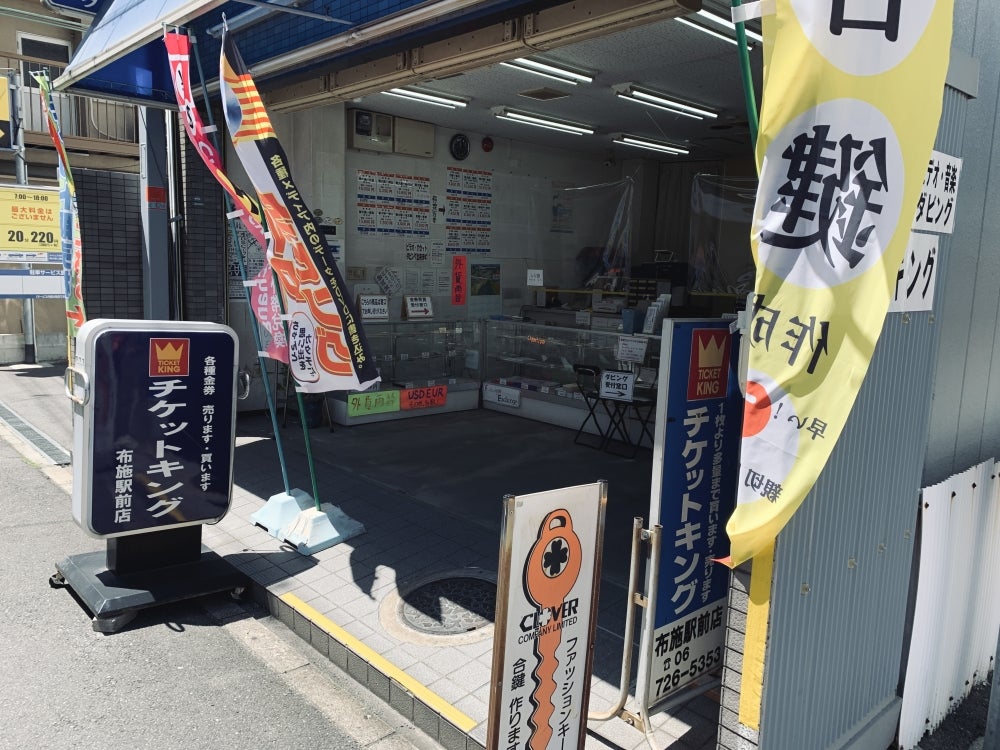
[400,385,447,410]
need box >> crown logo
[150,338,190,376]
[155,342,185,363]
[697,335,726,369]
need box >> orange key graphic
[524,510,582,750]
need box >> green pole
[188,33,291,494]
[732,0,760,152]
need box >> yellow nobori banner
[725,0,955,567]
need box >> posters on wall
[550,181,575,234]
[452,255,467,306]
[467,262,501,320]
[446,166,492,252]
[356,170,431,236]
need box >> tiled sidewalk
[0,364,721,750]
[206,411,721,750]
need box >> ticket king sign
[149,338,190,376]
[70,320,238,538]
[688,329,731,401]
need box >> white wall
[224,104,629,322]
[343,121,622,320]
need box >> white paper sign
[889,232,939,313]
[358,294,389,320]
[483,382,521,408]
[913,150,962,234]
[404,295,434,319]
[527,269,544,287]
[616,335,649,363]
[374,266,403,296]
[599,370,636,402]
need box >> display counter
[327,320,481,425]
[481,319,659,448]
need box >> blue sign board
[71,320,238,538]
[642,319,743,708]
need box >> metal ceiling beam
[264,0,702,112]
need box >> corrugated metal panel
[898,461,1000,748]
[924,4,1000,483]
[757,82,970,750]
[760,312,939,750]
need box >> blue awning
[54,0,229,104]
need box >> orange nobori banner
[219,29,379,393]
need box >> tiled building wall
[77,169,143,319]
[178,127,226,324]
[718,564,760,750]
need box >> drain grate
[399,576,496,636]
[0,402,71,466]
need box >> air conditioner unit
[347,109,393,153]
[394,117,434,158]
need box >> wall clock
[449,133,471,161]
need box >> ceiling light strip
[494,109,594,135]
[500,57,593,84]
[615,92,701,121]
[697,9,764,42]
[628,90,716,119]
[382,88,467,108]
[676,17,754,48]
[614,136,689,155]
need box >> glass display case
[391,320,480,390]
[482,319,660,445]
[328,320,482,425]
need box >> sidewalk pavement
[0,362,720,750]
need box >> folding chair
[599,369,637,455]
[628,395,655,457]
[572,364,605,448]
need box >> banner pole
[189,33,291,494]
[731,0,759,151]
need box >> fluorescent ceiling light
[675,17,753,49]
[492,107,594,135]
[613,134,689,155]
[696,9,764,43]
[381,87,468,108]
[499,57,593,85]
[613,84,717,120]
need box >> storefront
[44,2,1000,750]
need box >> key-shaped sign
[524,509,582,749]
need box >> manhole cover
[399,576,496,635]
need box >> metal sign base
[50,533,247,633]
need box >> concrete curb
[254,583,486,750]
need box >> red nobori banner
[164,31,287,364]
